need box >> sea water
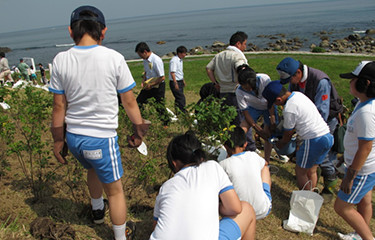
[0,0,374,67]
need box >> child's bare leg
[232,201,256,240]
[357,190,373,226]
[334,196,374,240]
[87,168,103,199]
[103,179,127,225]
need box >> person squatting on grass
[236,64,277,164]
[169,45,188,113]
[49,5,149,240]
[334,61,375,240]
[150,131,256,240]
[219,126,272,220]
[262,81,333,190]
[135,41,170,126]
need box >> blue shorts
[296,133,333,169]
[245,106,276,126]
[219,218,241,240]
[263,183,272,216]
[66,132,123,184]
[337,171,375,204]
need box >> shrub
[311,47,326,53]
[0,86,55,198]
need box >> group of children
[48,4,375,240]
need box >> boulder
[0,47,11,53]
[366,29,375,35]
[319,40,330,48]
[211,41,226,48]
[348,34,361,41]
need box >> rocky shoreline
[163,29,375,58]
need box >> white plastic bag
[283,182,324,235]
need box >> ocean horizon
[1,0,374,67]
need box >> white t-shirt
[283,92,329,140]
[169,55,184,81]
[49,45,136,138]
[344,99,375,175]
[236,73,271,111]
[150,160,233,240]
[144,52,164,80]
[219,151,271,219]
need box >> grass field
[1,52,375,239]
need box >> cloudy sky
[0,0,321,33]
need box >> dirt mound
[30,217,75,240]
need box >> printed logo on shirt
[322,94,328,101]
[83,149,102,160]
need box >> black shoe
[92,199,109,224]
[126,220,136,240]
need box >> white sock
[113,222,126,240]
[91,196,104,210]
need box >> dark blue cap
[70,5,106,27]
[262,80,283,109]
[276,57,300,84]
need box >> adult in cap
[276,57,343,201]
[262,80,333,190]
[334,61,375,240]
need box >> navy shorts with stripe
[66,132,123,184]
[296,133,333,169]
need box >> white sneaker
[338,232,362,240]
[272,154,289,163]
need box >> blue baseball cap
[262,80,283,109]
[276,57,300,84]
[70,5,106,27]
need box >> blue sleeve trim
[73,45,98,49]
[48,87,64,94]
[219,185,234,195]
[284,128,294,131]
[153,216,158,221]
[117,82,136,94]
[358,137,375,141]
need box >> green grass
[128,53,375,109]
[2,52,375,239]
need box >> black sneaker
[126,220,136,240]
[92,199,109,224]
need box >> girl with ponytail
[150,131,256,240]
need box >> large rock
[348,34,361,41]
[320,40,330,48]
[0,47,11,53]
[366,29,375,35]
[211,41,226,48]
[190,46,205,54]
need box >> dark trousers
[219,92,240,126]
[137,82,170,125]
[169,81,186,113]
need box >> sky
[0,0,320,34]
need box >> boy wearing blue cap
[49,5,147,240]
[276,57,342,198]
[262,81,333,190]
